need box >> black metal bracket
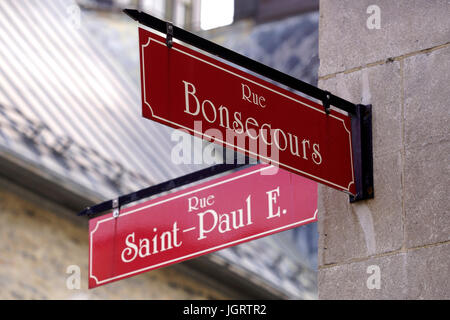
[78,162,252,216]
[123,9,358,116]
[166,22,173,48]
[349,104,374,202]
[112,198,120,218]
[322,91,331,115]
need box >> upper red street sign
[89,164,317,288]
[139,26,355,195]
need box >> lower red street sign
[89,165,317,288]
[139,26,355,195]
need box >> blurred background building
[0,0,320,299]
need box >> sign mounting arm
[78,10,374,219]
[78,162,251,217]
[124,9,357,115]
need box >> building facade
[317,0,449,299]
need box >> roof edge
[0,147,102,213]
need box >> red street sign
[139,27,355,195]
[89,165,317,288]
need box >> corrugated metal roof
[0,0,207,199]
[0,0,318,299]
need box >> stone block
[318,252,408,299]
[319,0,450,76]
[404,46,450,148]
[405,243,450,299]
[404,140,450,248]
[319,61,402,157]
[318,152,403,266]
[319,242,450,299]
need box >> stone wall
[0,177,232,299]
[317,0,449,299]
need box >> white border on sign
[139,25,355,193]
[90,165,318,285]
